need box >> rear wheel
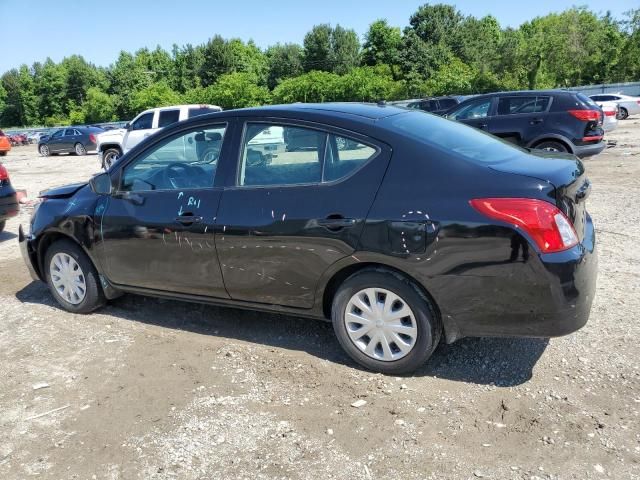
[0,151,6,157]
[533,140,568,153]
[39,145,50,157]
[44,239,106,313]
[617,107,629,120]
[0,221,5,233]
[331,269,440,374]
[74,143,87,156]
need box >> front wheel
[44,239,106,313]
[39,145,50,157]
[102,148,121,169]
[75,143,87,156]
[331,269,441,374]
[617,107,629,120]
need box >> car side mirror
[124,122,131,131]
[90,172,113,195]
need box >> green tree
[131,82,182,112]
[185,72,269,110]
[34,59,67,120]
[272,71,341,103]
[108,51,153,118]
[266,43,304,89]
[331,25,360,74]
[362,20,402,74]
[82,87,117,123]
[303,24,333,72]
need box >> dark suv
[405,96,466,115]
[444,90,605,157]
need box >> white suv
[97,104,222,168]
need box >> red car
[0,130,12,156]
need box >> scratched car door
[98,122,232,297]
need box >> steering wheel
[162,162,199,189]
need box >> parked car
[9,133,28,146]
[445,90,605,157]
[28,131,49,144]
[0,130,11,156]
[593,101,619,132]
[0,163,19,233]
[38,127,104,156]
[19,103,597,374]
[589,93,640,120]
[96,104,222,169]
[404,95,468,115]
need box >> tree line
[1,4,639,128]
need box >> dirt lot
[0,123,639,480]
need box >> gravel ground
[0,122,639,480]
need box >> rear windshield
[388,111,524,163]
[576,93,599,108]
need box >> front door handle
[175,215,203,225]
[478,123,488,129]
[530,118,544,124]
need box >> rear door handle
[317,217,356,230]
[175,215,203,225]
[530,118,544,124]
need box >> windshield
[388,111,525,163]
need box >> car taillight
[604,109,616,117]
[0,164,9,181]
[469,198,579,253]
[568,109,600,121]
[89,134,96,143]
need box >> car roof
[227,102,408,120]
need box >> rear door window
[238,123,378,186]
[497,96,550,115]
[158,109,180,128]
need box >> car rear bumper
[442,214,597,342]
[18,224,41,281]
[0,186,19,221]
[573,140,606,158]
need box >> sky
[0,0,636,73]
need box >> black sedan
[0,163,19,233]
[38,126,103,156]
[19,103,597,374]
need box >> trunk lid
[489,150,590,242]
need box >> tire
[74,143,87,156]
[617,107,628,120]
[102,148,121,169]
[533,140,568,153]
[44,239,106,314]
[39,145,50,157]
[0,221,5,233]
[0,151,6,156]
[331,269,441,374]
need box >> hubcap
[344,288,418,362]
[41,146,49,156]
[105,152,119,168]
[50,253,86,305]
[76,144,84,155]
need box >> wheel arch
[35,230,101,281]
[320,260,443,329]
[99,143,122,153]
[527,134,574,153]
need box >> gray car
[38,126,104,156]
